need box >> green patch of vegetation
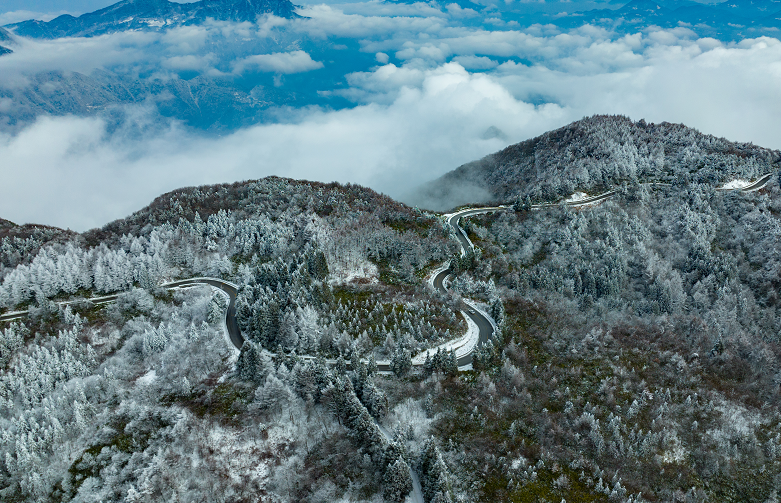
[164,381,254,425]
[64,416,165,500]
[332,286,376,305]
[70,302,110,325]
[368,257,416,286]
[528,243,548,268]
[486,466,609,503]
[382,216,432,237]
[415,260,443,281]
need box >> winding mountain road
[434,188,620,367]
[1,175,772,503]
[3,174,771,365]
[165,278,242,349]
[715,173,774,193]
[0,188,619,367]
[0,279,245,349]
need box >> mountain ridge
[411,115,780,211]
[5,0,299,39]
[552,0,781,37]
[3,120,781,501]
[0,26,13,55]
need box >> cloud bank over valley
[1,2,780,230]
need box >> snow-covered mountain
[3,118,781,501]
[411,115,781,210]
[0,27,13,56]
[6,0,299,39]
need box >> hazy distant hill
[553,0,781,39]
[0,69,300,133]
[6,0,299,39]
[412,115,780,210]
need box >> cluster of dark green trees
[418,438,453,503]
[235,248,330,351]
[291,357,413,502]
[422,347,458,377]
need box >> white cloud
[232,50,323,74]
[292,5,448,40]
[452,55,498,69]
[490,35,781,148]
[1,10,781,231]
[163,53,218,72]
[0,31,159,85]
[446,3,479,18]
[0,64,566,230]
[160,24,210,54]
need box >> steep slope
[3,124,781,502]
[6,0,299,39]
[0,176,463,502]
[0,26,14,56]
[413,115,780,210]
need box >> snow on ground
[136,369,157,385]
[426,262,450,290]
[719,179,751,190]
[563,191,589,203]
[383,398,433,446]
[412,310,479,365]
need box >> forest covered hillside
[2,118,781,502]
[413,115,780,211]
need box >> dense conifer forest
[2,116,781,502]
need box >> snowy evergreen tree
[236,341,272,383]
[383,458,413,503]
[390,344,412,377]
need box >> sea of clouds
[1,1,780,230]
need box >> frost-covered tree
[383,458,413,503]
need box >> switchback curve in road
[0,278,245,349]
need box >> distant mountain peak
[5,0,299,39]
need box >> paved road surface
[740,173,773,192]
[164,278,242,349]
